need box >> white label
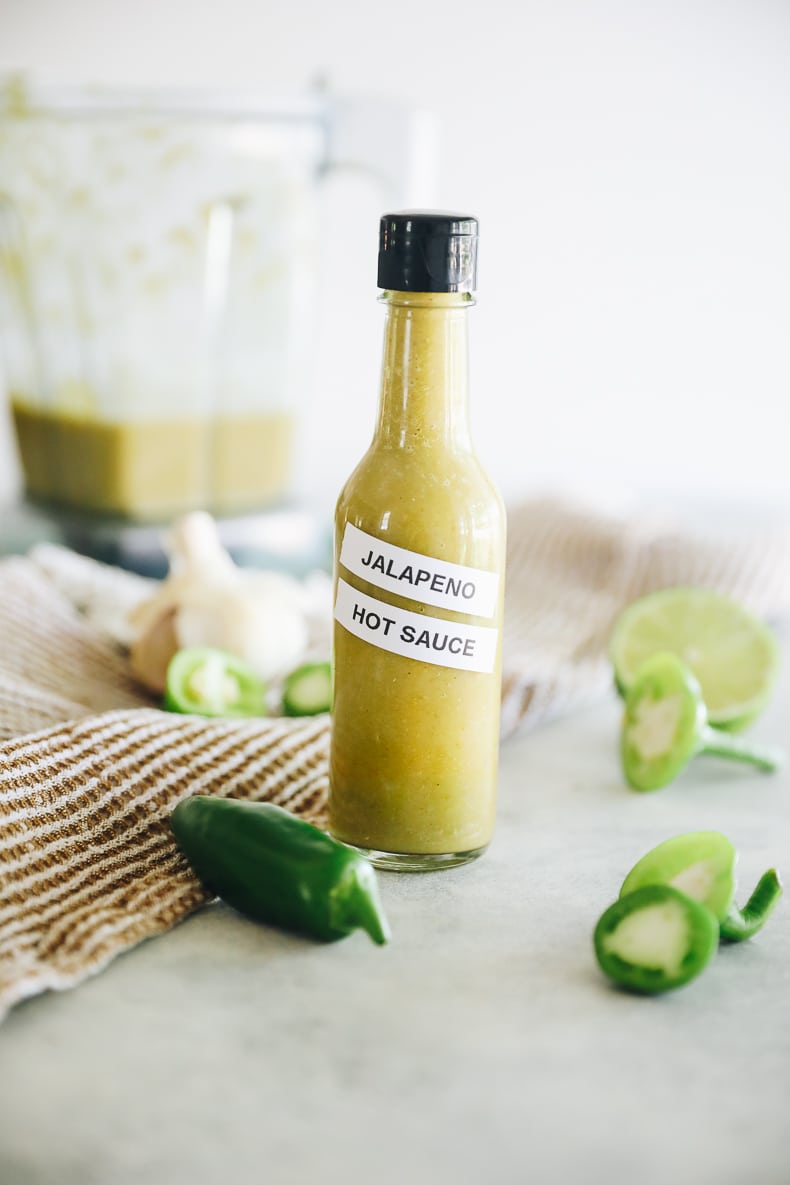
[334,578,499,674]
[339,523,499,619]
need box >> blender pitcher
[0,78,429,523]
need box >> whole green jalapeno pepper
[170,797,391,945]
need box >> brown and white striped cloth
[1,497,789,1019]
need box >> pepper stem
[720,869,783,942]
[700,727,784,773]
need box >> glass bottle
[329,211,506,871]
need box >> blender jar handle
[320,92,437,207]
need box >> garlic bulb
[129,513,309,694]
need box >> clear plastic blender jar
[0,78,426,523]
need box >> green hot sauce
[329,212,506,871]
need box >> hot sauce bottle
[329,212,506,870]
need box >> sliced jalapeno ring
[164,647,267,719]
[594,884,719,994]
[282,660,332,717]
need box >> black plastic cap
[377,210,478,293]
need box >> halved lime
[610,587,779,732]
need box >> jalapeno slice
[620,831,783,943]
[594,884,719,994]
[621,831,737,922]
[282,661,332,717]
[621,652,782,792]
[164,647,267,718]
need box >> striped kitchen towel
[0,496,789,1018]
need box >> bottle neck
[374,291,473,452]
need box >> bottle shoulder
[336,444,505,570]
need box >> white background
[1,0,789,516]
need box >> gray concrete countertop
[1,653,788,1185]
